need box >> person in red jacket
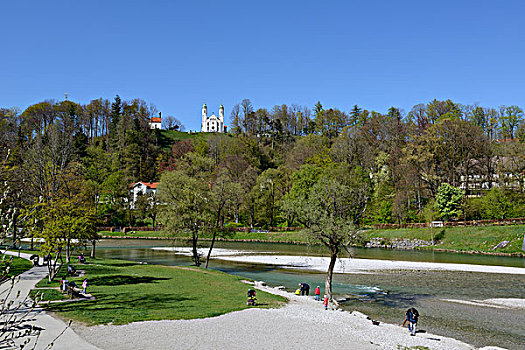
[323,295,328,310]
[314,286,321,300]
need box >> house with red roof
[149,112,162,130]
[130,181,159,209]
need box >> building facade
[201,103,225,133]
[149,112,162,129]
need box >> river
[94,239,525,349]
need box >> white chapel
[201,103,226,133]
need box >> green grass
[364,225,525,254]
[158,130,230,152]
[37,258,286,325]
[30,288,66,302]
[1,256,33,277]
[100,229,310,243]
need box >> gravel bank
[73,285,494,350]
[153,247,525,275]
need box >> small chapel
[201,103,226,133]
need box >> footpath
[2,251,99,350]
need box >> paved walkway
[2,251,99,350]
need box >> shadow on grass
[89,275,170,286]
[49,293,194,314]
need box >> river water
[94,239,525,349]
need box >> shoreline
[73,282,500,350]
[100,236,525,257]
[153,247,525,275]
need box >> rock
[492,241,509,250]
[254,281,267,288]
[274,286,286,290]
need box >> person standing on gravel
[299,283,310,296]
[314,286,321,300]
[323,295,328,310]
[402,307,419,336]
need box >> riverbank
[99,224,525,256]
[73,282,500,350]
[155,247,525,275]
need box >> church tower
[219,104,224,122]
[202,103,207,131]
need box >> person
[402,307,419,336]
[314,286,321,301]
[78,253,86,264]
[295,288,301,295]
[247,289,256,306]
[60,276,68,293]
[323,295,328,310]
[82,279,88,294]
[299,283,310,296]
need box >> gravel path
[74,285,495,350]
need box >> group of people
[295,283,329,310]
[248,282,420,336]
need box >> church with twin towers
[201,103,226,133]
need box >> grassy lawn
[30,288,66,302]
[100,229,310,243]
[1,255,33,277]
[363,225,525,254]
[99,230,171,238]
[34,258,286,325]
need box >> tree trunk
[47,249,63,282]
[205,231,217,269]
[66,239,71,263]
[91,239,96,258]
[192,227,200,267]
[325,248,338,304]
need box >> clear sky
[1,0,524,131]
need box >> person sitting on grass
[78,253,86,264]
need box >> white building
[129,181,159,209]
[149,113,162,130]
[201,103,226,133]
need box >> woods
[1,96,525,279]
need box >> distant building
[129,181,159,209]
[149,112,162,130]
[201,103,226,133]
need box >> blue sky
[1,0,524,130]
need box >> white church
[201,103,226,133]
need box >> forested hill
[0,96,524,232]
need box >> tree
[163,115,184,131]
[158,170,213,266]
[482,188,512,220]
[435,183,464,221]
[501,105,523,139]
[282,165,368,303]
[204,171,242,268]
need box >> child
[82,279,88,294]
[295,288,301,295]
[314,286,321,301]
[323,295,328,310]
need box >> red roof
[150,117,161,123]
[130,182,159,189]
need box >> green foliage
[436,183,464,221]
[482,188,512,220]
